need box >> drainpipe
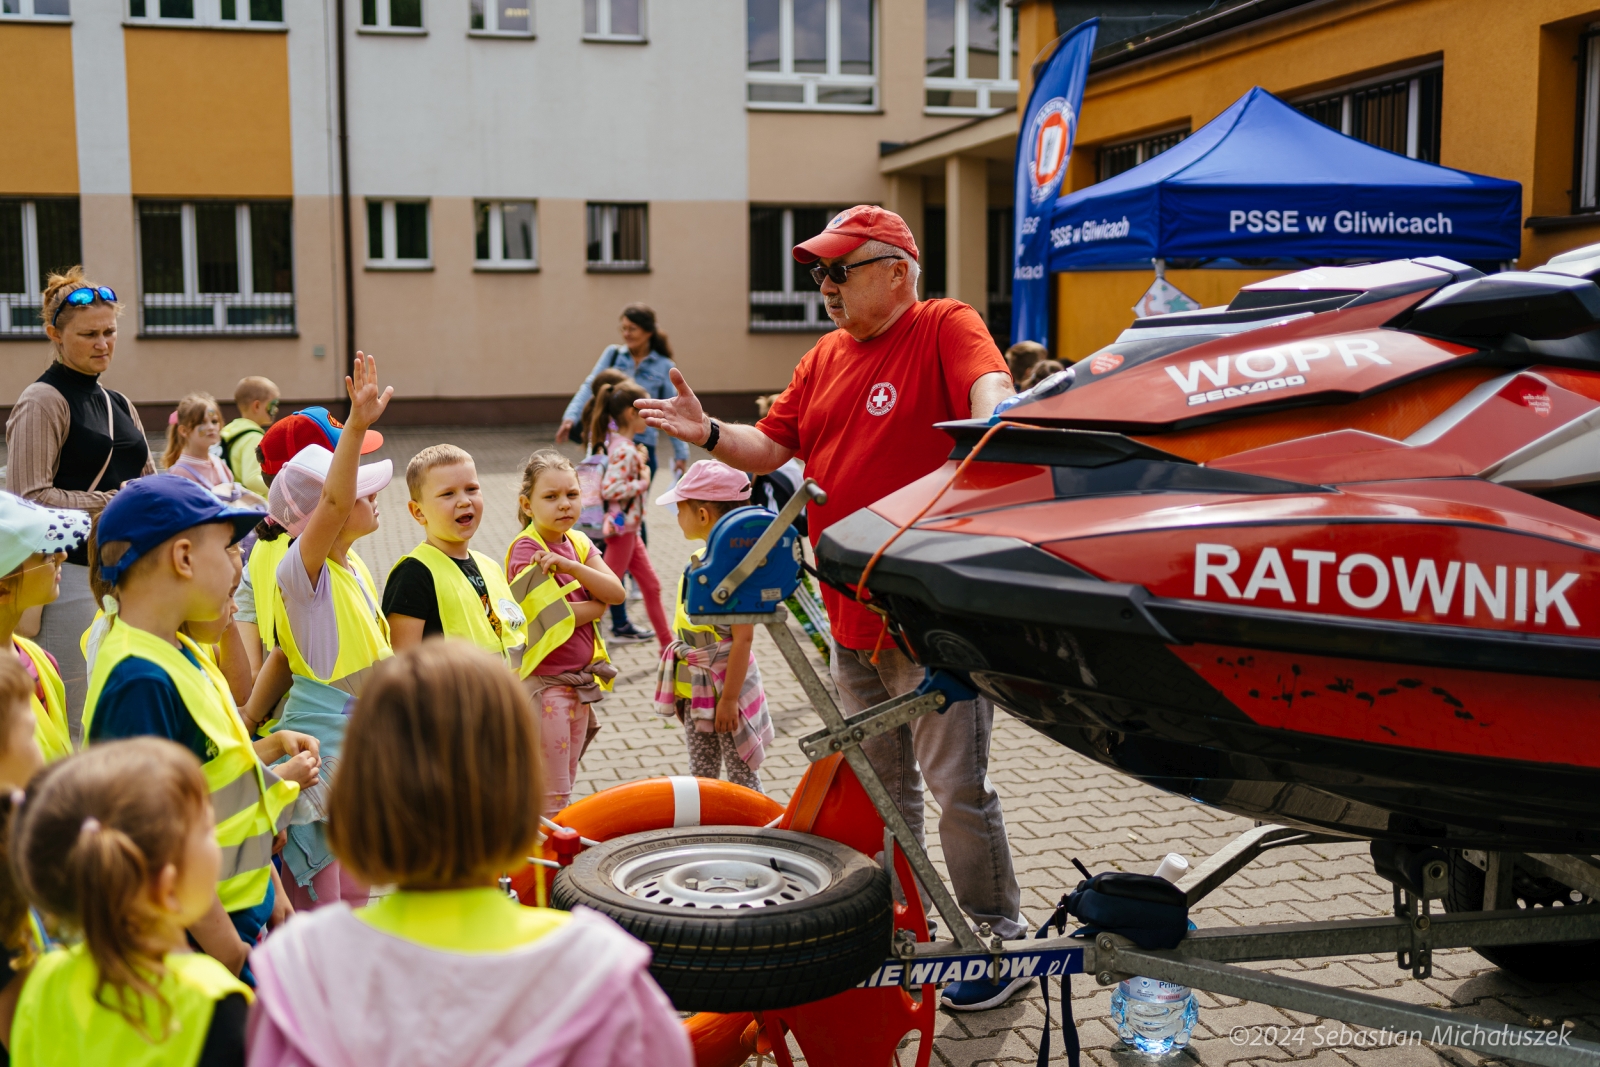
[334,0,357,394]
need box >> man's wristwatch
[702,418,721,453]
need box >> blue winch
[685,494,814,615]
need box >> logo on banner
[865,382,897,416]
[1089,353,1123,375]
[1026,97,1076,206]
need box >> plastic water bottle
[1108,854,1199,1055]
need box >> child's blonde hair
[516,448,575,527]
[13,738,211,1039]
[405,443,474,502]
[327,642,544,886]
[161,393,219,470]
[233,376,279,410]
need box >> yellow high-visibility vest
[247,532,292,651]
[272,549,391,695]
[504,524,610,684]
[14,636,69,762]
[391,543,526,659]
[12,943,250,1067]
[83,625,298,912]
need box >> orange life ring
[509,777,785,1067]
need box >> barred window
[0,198,81,337]
[1294,67,1443,163]
[748,205,849,331]
[1097,127,1189,182]
[137,200,294,335]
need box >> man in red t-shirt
[638,206,1030,1011]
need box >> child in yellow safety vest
[0,492,91,764]
[384,444,527,660]
[0,654,49,1053]
[505,449,626,812]
[247,641,691,1067]
[82,475,317,984]
[242,353,393,914]
[10,738,254,1067]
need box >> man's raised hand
[635,367,708,446]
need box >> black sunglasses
[51,286,117,327]
[809,254,901,287]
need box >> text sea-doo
[817,250,1600,854]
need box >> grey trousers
[37,562,95,744]
[832,645,1025,939]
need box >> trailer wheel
[552,826,893,1012]
[1443,849,1600,981]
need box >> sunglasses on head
[809,254,901,287]
[51,286,117,327]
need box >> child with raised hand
[506,449,624,812]
[587,380,671,646]
[384,444,526,660]
[248,641,691,1067]
[82,476,316,981]
[0,493,91,765]
[653,461,774,791]
[246,352,393,912]
[10,738,252,1067]
[163,394,264,508]
[220,376,279,499]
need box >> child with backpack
[586,380,670,648]
[220,376,279,499]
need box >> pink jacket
[246,904,692,1067]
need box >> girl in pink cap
[652,460,774,790]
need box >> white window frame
[1,202,44,338]
[366,199,433,270]
[1291,61,1441,158]
[360,0,426,34]
[1579,31,1600,211]
[583,0,645,42]
[125,0,284,28]
[1,1,71,23]
[135,200,296,336]
[469,0,531,36]
[746,0,878,113]
[923,0,1017,117]
[748,206,838,332]
[586,203,648,272]
[474,200,538,270]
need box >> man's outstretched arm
[635,368,795,475]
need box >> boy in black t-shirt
[383,445,523,658]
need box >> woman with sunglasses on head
[4,268,154,737]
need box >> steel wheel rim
[611,842,834,910]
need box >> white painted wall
[345,0,749,202]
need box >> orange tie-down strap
[780,752,843,835]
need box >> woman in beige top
[5,267,154,735]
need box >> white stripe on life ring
[669,775,701,827]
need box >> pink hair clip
[80,816,101,836]
[167,411,179,426]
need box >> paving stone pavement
[31,424,1596,1067]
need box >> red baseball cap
[258,407,384,476]
[792,205,919,264]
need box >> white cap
[268,444,392,536]
[0,492,90,575]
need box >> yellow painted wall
[124,27,292,197]
[1056,268,1283,360]
[1051,0,1600,360]
[0,25,77,195]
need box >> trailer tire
[552,826,893,1012]
[1443,849,1600,981]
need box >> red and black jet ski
[816,250,1600,854]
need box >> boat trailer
[654,480,1600,1066]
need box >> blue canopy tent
[1048,87,1522,270]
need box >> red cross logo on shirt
[865,382,897,417]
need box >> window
[475,201,537,269]
[127,0,283,24]
[746,0,876,111]
[587,204,647,271]
[1,1,70,20]
[135,201,293,335]
[470,0,529,34]
[986,204,1012,348]
[1577,30,1600,212]
[0,199,81,338]
[361,0,423,31]
[1295,66,1443,163]
[1097,126,1189,181]
[925,0,1017,114]
[922,205,946,297]
[749,205,850,330]
[366,199,431,268]
[584,0,643,40]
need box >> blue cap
[96,476,265,585]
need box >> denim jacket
[561,346,690,462]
